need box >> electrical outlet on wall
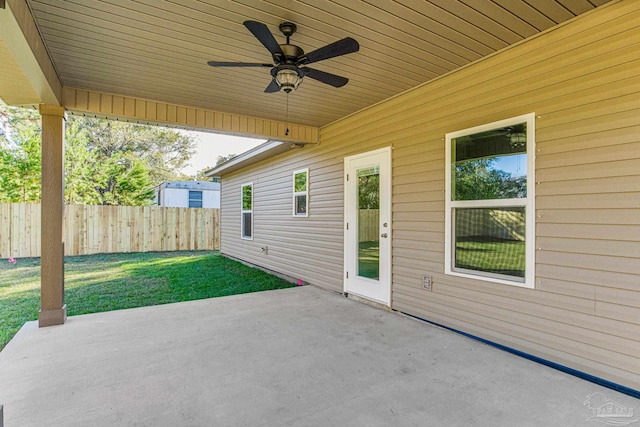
[423,275,432,291]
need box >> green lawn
[358,241,379,280]
[0,251,295,350]
[455,238,525,277]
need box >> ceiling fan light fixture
[275,68,303,93]
[507,125,527,148]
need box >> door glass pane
[357,166,380,280]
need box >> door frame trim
[343,146,392,306]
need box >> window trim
[292,168,309,217]
[241,182,253,240]
[445,113,536,288]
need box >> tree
[63,115,196,205]
[0,104,41,202]
[65,119,101,204]
[68,116,196,185]
[215,153,236,166]
[357,173,379,210]
[454,158,526,201]
[64,118,157,205]
[99,159,155,205]
[0,102,198,206]
[193,166,218,182]
[189,154,237,182]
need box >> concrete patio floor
[0,286,637,426]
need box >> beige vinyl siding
[220,130,395,291]
[392,1,639,389]
[219,1,640,391]
[220,148,347,291]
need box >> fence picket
[0,205,10,258]
[0,203,219,258]
[358,209,380,242]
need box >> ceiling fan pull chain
[285,92,290,136]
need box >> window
[293,168,309,217]
[188,190,203,208]
[445,113,535,288]
[241,182,253,240]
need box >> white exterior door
[344,147,392,306]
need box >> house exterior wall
[219,1,640,391]
[221,148,346,288]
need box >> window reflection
[453,124,527,201]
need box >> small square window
[188,190,203,208]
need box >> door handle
[381,233,388,238]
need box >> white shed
[155,181,220,208]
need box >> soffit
[0,39,40,105]
[27,0,612,128]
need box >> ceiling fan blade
[300,37,359,65]
[264,80,280,93]
[301,67,349,87]
[243,21,284,57]
[207,61,272,67]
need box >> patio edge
[400,311,640,400]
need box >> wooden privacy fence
[0,203,220,258]
[359,209,379,242]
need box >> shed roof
[157,181,220,191]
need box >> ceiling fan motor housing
[277,44,304,65]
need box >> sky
[178,131,265,177]
[493,154,527,177]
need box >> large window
[445,113,535,288]
[188,190,203,208]
[241,182,253,240]
[292,168,309,217]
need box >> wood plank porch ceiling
[27,0,612,128]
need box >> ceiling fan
[208,21,359,93]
